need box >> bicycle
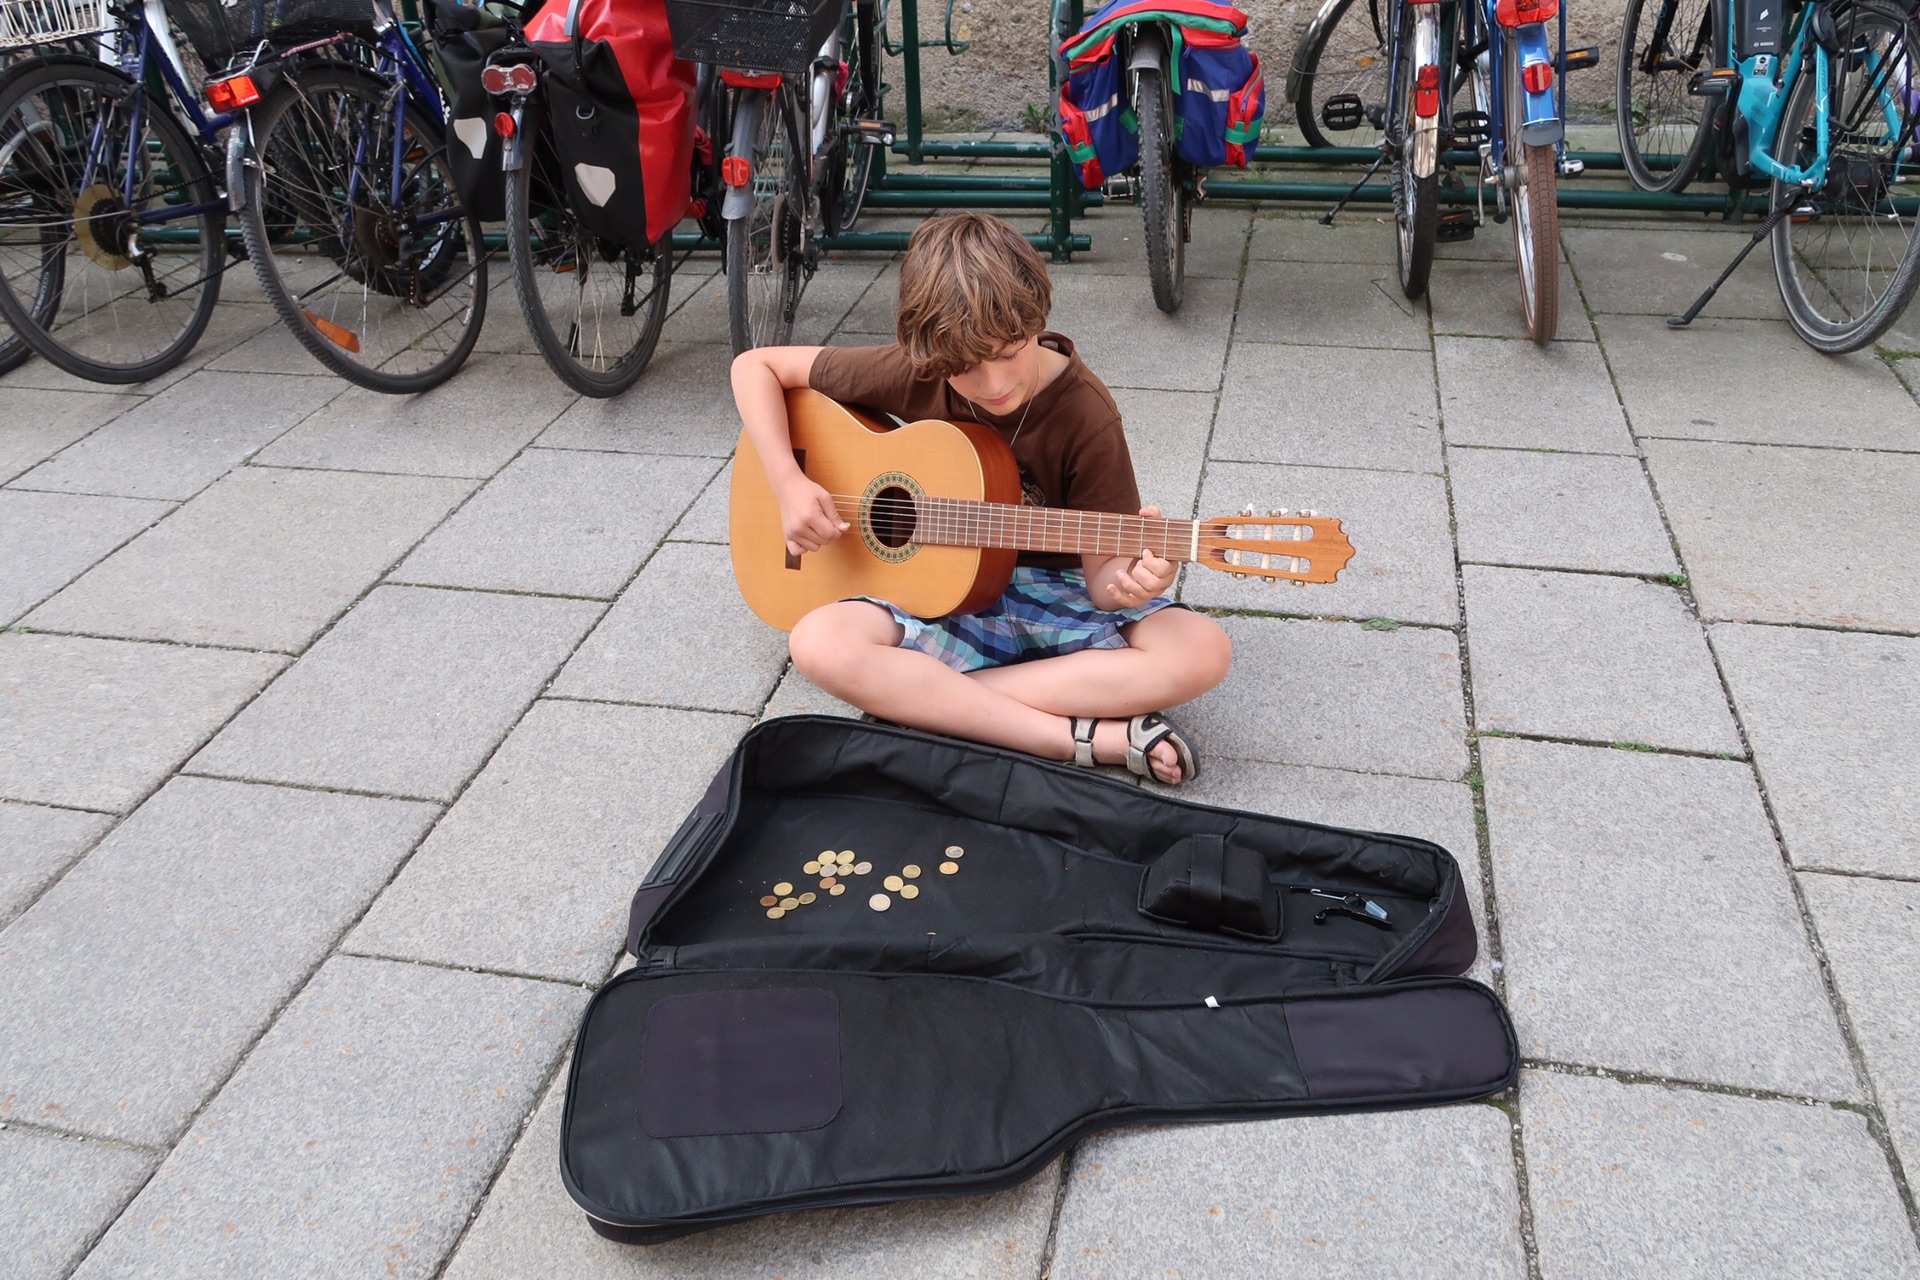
[1621,0,1920,352]
[1288,0,1389,149]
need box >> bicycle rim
[1616,0,1714,193]
[1506,43,1559,342]
[727,87,803,354]
[0,61,221,383]
[242,65,486,394]
[1295,0,1388,149]
[1771,0,1920,353]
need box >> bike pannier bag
[426,0,512,222]
[560,717,1518,1242]
[526,0,697,247]
[1059,52,1138,188]
[1173,34,1264,167]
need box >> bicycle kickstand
[1668,188,1808,328]
[1319,149,1390,227]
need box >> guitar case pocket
[566,716,1513,1242]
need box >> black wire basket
[166,0,374,64]
[661,0,839,76]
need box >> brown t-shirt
[808,333,1141,569]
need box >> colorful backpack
[1057,0,1264,189]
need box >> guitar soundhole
[869,485,917,549]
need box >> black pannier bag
[424,0,513,221]
[524,0,696,248]
[168,0,375,67]
[563,717,1517,1242]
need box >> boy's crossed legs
[789,602,1231,785]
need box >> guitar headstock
[1196,507,1356,585]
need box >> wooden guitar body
[731,390,1022,631]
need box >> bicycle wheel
[727,85,806,354]
[0,59,221,383]
[241,63,486,394]
[1391,3,1438,299]
[1616,0,1714,192]
[1135,64,1185,314]
[504,125,671,398]
[828,0,882,234]
[1771,0,1920,353]
[1505,40,1558,343]
[1292,0,1390,149]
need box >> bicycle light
[205,74,262,113]
[1494,0,1557,24]
[1414,65,1441,117]
[481,63,538,96]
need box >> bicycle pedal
[1319,93,1365,132]
[1558,156,1586,176]
[1562,44,1600,71]
[843,117,896,146]
[1688,68,1739,96]
[1451,111,1490,147]
[1435,209,1476,242]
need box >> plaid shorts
[857,567,1180,673]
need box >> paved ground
[3,156,1920,1280]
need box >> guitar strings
[811,493,1203,558]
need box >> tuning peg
[1305,509,1318,518]
[1269,507,1288,517]
[1264,577,1278,587]
[1240,503,1256,517]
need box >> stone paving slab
[669,462,732,544]
[203,316,339,377]
[1482,739,1857,1098]
[0,490,173,627]
[1712,624,1919,877]
[190,586,600,802]
[73,955,584,1280]
[0,303,281,398]
[0,777,437,1146]
[1434,338,1633,454]
[538,343,744,458]
[1428,259,1595,343]
[5,372,339,501]
[761,666,860,720]
[393,450,720,600]
[834,260,899,336]
[790,261,893,347]
[1800,873,1920,1186]
[1644,439,1920,631]
[1111,387,1214,519]
[1521,1070,1919,1280]
[1050,1106,1526,1280]
[1597,315,1920,448]
[1448,448,1677,575]
[25,468,474,652]
[1462,567,1740,752]
[0,634,286,813]
[347,700,745,984]
[1563,226,1786,320]
[0,800,112,929]
[1185,461,1459,627]
[1048,273,1238,392]
[549,542,789,715]
[255,352,576,479]
[1248,213,1396,265]
[0,389,142,484]
[0,1127,156,1280]
[1232,260,1430,350]
[1173,618,1469,781]
[659,268,735,346]
[1068,208,1250,280]
[1209,343,1442,474]
[441,1073,1062,1280]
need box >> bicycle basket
[661,0,837,75]
[1,0,109,50]
[165,0,374,64]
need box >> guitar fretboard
[912,497,1206,561]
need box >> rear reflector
[481,62,538,95]
[206,74,261,113]
[494,111,515,138]
[1521,61,1554,94]
[1495,0,1557,23]
[304,311,360,353]
[1414,64,1440,118]
[722,155,752,187]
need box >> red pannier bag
[526,0,696,247]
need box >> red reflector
[206,74,261,113]
[481,65,509,94]
[1522,61,1554,94]
[494,111,515,138]
[481,63,537,95]
[720,68,783,91]
[1414,64,1440,118]
[1494,0,1557,24]
[722,155,752,187]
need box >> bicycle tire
[1391,3,1437,299]
[727,85,805,354]
[240,63,487,395]
[504,123,671,398]
[1770,0,1920,353]
[1292,0,1389,149]
[1135,64,1185,314]
[828,0,882,235]
[1506,42,1558,343]
[0,58,222,384]
[1615,0,1714,193]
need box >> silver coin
[868,893,891,912]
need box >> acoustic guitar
[730,390,1357,631]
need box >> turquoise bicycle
[1618,0,1920,352]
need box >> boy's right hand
[776,475,848,556]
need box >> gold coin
[900,884,920,899]
[799,891,816,904]
[854,861,873,876]
[773,882,793,896]
[883,875,904,892]
[841,849,855,859]
[780,897,799,910]
[767,907,785,919]
[837,851,855,866]
[820,876,838,889]
[803,861,821,875]
[869,893,891,911]
[940,861,959,875]
[945,845,964,858]
[903,864,921,879]
[821,850,837,860]
[830,883,846,896]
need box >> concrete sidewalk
[3,196,1918,1280]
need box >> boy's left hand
[1110,505,1177,605]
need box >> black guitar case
[561,717,1517,1243]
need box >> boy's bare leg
[788,604,1230,783]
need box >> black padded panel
[638,988,841,1138]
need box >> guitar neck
[915,498,1202,561]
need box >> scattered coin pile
[758,845,964,918]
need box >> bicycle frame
[105,0,239,227]
[1729,1,1831,185]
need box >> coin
[837,851,855,866]
[841,850,855,859]
[767,907,785,919]
[780,897,799,910]
[900,884,920,900]
[946,845,964,858]
[829,884,846,896]
[759,894,778,906]
[883,874,904,892]
[820,876,838,889]
[903,864,921,879]
[940,861,959,875]
[799,892,816,904]
[803,861,820,875]
[869,893,891,911]
[854,861,873,876]
[773,882,793,895]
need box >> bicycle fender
[722,92,765,220]
[1285,0,1355,102]
[501,102,529,171]
[1410,4,1441,177]
[1515,23,1563,147]
[1127,25,1166,73]
[226,122,252,213]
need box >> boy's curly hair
[896,213,1053,381]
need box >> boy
[729,213,1230,785]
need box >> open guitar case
[561,716,1518,1242]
